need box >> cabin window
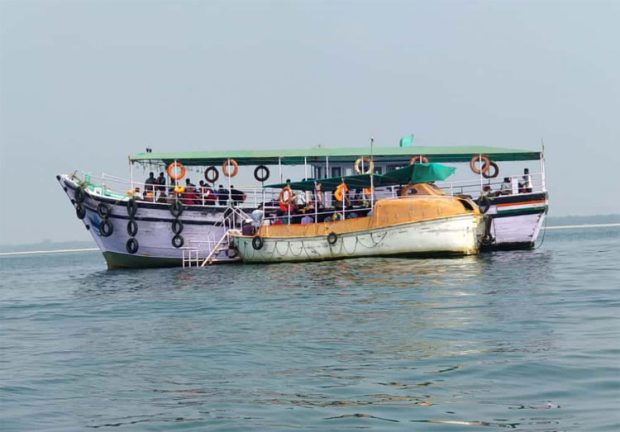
[314,166,323,179]
[387,164,402,172]
[374,166,383,175]
[345,168,353,176]
[331,167,342,178]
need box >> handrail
[200,229,241,267]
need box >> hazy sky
[1,0,619,245]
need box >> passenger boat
[56,141,547,268]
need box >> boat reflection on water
[256,255,483,291]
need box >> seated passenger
[181,189,198,205]
[230,186,246,204]
[500,177,512,195]
[301,213,314,224]
[272,210,284,225]
[251,204,264,226]
[157,191,168,203]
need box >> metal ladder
[200,229,241,266]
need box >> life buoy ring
[97,203,111,218]
[127,219,138,237]
[126,198,138,217]
[334,182,348,202]
[204,166,219,183]
[279,186,294,207]
[254,165,270,182]
[482,161,499,179]
[252,236,264,250]
[327,232,338,245]
[409,155,429,165]
[170,200,184,217]
[74,187,86,204]
[470,155,490,175]
[99,219,114,237]
[354,157,374,174]
[222,159,239,178]
[126,237,139,254]
[167,162,186,181]
[172,234,184,248]
[75,203,86,220]
[172,219,183,235]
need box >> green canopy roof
[130,145,541,166]
[266,163,456,191]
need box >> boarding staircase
[181,206,251,268]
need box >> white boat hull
[483,192,548,250]
[57,175,239,268]
[233,215,481,263]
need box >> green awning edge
[129,145,541,166]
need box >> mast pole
[314,181,318,223]
[540,139,546,192]
[325,156,329,179]
[370,137,375,210]
[129,155,133,195]
[228,159,232,204]
[278,157,282,183]
[479,153,483,194]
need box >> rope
[533,213,548,250]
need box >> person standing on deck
[217,184,227,205]
[157,172,166,189]
[145,172,157,194]
[522,168,533,192]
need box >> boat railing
[67,169,545,211]
[438,171,545,198]
[69,170,285,209]
[181,233,224,267]
[259,204,374,227]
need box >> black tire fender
[172,234,184,248]
[327,232,338,245]
[97,203,111,218]
[74,187,86,204]
[126,198,138,217]
[254,165,270,182]
[252,236,264,250]
[100,219,114,237]
[482,161,499,179]
[127,219,138,237]
[75,203,86,220]
[172,219,183,235]
[126,237,139,254]
[478,196,491,214]
[204,166,219,183]
[170,200,184,217]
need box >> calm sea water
[1,227,619,431]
